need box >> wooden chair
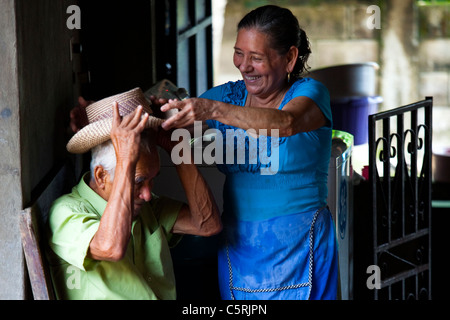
[19,206,55,300]
[19,162,76,300]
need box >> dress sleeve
[290,78,332,128]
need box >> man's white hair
[90,140,117,181]
[90,131,155,182]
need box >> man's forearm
[174,162,222,236]
[88,162,135,261]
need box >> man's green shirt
[46,173,183,300]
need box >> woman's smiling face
[233,28,290,99]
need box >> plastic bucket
[331,96,382,145]
[433,147,450,183]
[308,62,380,100]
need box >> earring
[287,72,291,83]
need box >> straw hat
[67,87,164,154]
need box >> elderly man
[46,88,222,300]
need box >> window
[153,0,213,97]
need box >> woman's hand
[160,98,213,130]
[110,102,149,166]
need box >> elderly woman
[161,5,337,300]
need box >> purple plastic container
[331,96,383,145]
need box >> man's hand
[110,102,149,166]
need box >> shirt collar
[76,172,108,218]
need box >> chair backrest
[19,161,76,300]
[19,207,55,300]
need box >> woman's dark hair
[237,5,311,79]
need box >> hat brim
[67,115,165,154]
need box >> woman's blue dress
[201,78,338,300]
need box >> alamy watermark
[366,265,381,290]
[66,265,81,290]
[66,5,81,30]
[66,264,382,291]
[67,4,381,31]
[66,4,381,31]
[170,121,280,176]
[367,5,381,30]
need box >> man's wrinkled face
[101,150,160,218]
[132,151,160,216]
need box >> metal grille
[368,97,433,300]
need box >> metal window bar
[369,97,433,300]
[175,0,213,97]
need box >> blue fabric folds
[218,207,338,300]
